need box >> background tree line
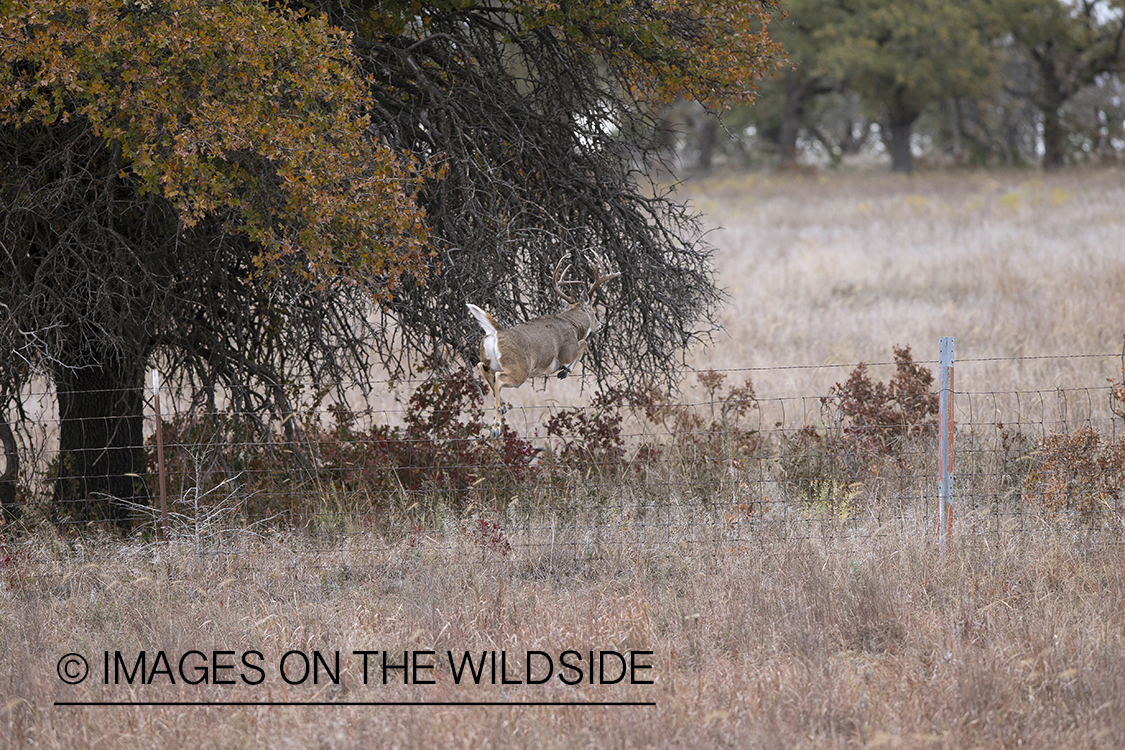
[672,0,1125,173]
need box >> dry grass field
[493,166,1125,436]
[4,167,1125,749]
[685,168,1125,397]
[3,518,1124,748]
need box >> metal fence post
[153,369,168,541]
[938,337,954,554]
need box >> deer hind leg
[479,365,509,415]
[557,340,588,379]
[477,362,505,437]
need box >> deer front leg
[557,340,588,379]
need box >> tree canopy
[816,0,1002,172]
[1,0,432,289]
[1004,0,1125,167]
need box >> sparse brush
[1021,425,1125,522]
[779,345,938,510]
[823,344,939,451]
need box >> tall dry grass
[3,515,1124,749]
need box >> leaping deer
[467,253,621,438]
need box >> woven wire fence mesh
[3,353,1125,557]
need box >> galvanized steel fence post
[152,369,168,541]
[938,337,954,554]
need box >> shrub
[1022,426,1125,521]
[148,367,540,523]
[778,426,864,509]
[460,516,512,559]
[542,388,629,477]
[781,345,938,507]
[633,370,761,469]
[315,367,539,501]
[994,421,1035,498]
[146,403,306,523]
[823,344,938,452]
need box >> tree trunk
[0,414,17,524]
[1040,102,1066,169]
[696,118,718,172]
[778,75,805,168]
[948,99,963,160]
[886,112,918,174]
[52,359,148,529]
[1033,49,1069,170]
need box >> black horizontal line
[55,700,656,707]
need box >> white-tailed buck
[467,253,620,437]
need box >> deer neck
[557,305,597,340]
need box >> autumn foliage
[512,0,782,107]
[824,345,939,449]
[0,0,431,293]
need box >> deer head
[550,252,620,328]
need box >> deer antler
[586,253,621,300]
[554,252,620,306]
[468,251,621,439]
[552,252,580,305]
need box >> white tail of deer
[467,253,620,437]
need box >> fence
[3,342,1125,556]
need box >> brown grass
[3,515,1124,749]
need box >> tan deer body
[467,254,619,437]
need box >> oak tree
[1002,0,1125,168]
[816,0,1001,172]
[1,0,430,525]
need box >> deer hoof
[499,403,509,415]
[557,370,568,379]
[489,424,501,439]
